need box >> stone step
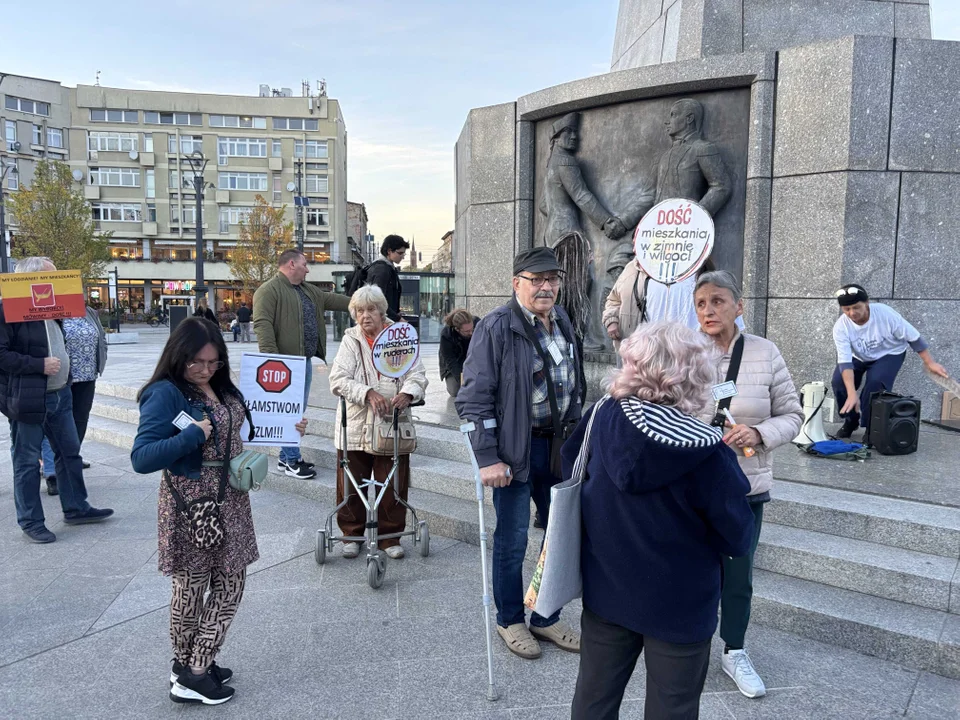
[756,523,960,613]
[751,570,960,679]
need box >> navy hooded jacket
[562,396,755,644]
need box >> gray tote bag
[524,396,608,618]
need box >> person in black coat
[365,234,409,321]
[194,299,217,325]
[439,308,478,398]
[565,321,754,720]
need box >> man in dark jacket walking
[235,302,252,343]
[0,257,114,543]
[365,235,409,321]
[456,247,583,660]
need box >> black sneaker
[836,417,859,439]
[23,525,56,543]
[45,476,58,496]
[284,460,316,479]
[170,669,235,705]
[277,459,290,473]
[63,507,114,525]
[170,660,233,686]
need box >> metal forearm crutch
[459,419,500,702]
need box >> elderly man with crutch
[456,247,584,664]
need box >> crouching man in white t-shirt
[831,284,948,439]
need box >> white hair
[15,256,55,273]
[348,284,389,321]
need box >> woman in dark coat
[566,322,755,720]
[438,308,478,397]
[131,318,304,706]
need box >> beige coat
[602,261,645,346]
[698,331,803,497]
[329,323,429,452]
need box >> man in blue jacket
[0,257,113,543]
[456,247,583,660]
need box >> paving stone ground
[0,329,958,718]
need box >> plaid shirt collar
[517,302,574,429]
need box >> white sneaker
[721,648,766,698]
[384,545,404,559]
[342,542,360,559]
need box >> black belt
[531,427,555,438]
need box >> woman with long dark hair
[131,318,302,706]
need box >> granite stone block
[611,0,665,69]
[660,0,683,64]
[515,120,534,201]
[768,172,899,298]
[894,172,960,299]
[741,296,767,336]
[466,295,511,319]
[456,114,472,215]
[775,36,893,177]
[895,2,933,40]
[746,79,774,179]
[890,39,960,172]
[518,52,775,121]
[743,0,894,53]
[515,199,533,254]
[905,672,960,719]
[742,177,770,300]
[616,15,666,71]
[467,103,516,205]
[677,0,744,62]
[765,298,843,394]
[464,202,515,297]
[939,613,960,679]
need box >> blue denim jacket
[130,380,208,478]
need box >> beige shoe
[384,545,404,559]
[496,623,542,659]
[530,622,581,653]
[342,542,361,559]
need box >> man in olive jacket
[254,249,350,478]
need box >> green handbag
[202,405,269,493]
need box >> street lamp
[294,157,304,252]
[182,151,213,307]
[0,160,19,274]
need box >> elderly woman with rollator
[328,285,428,560]
[694,270,803,699]
[567,322,755,720]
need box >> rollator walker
[315,394,429,589]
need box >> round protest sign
[633,198,715,285]
[372,322,420,379]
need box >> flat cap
[513,247,562,276]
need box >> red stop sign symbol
[257,359,291,393]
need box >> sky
[3,1,959,264]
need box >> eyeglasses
[835,286,864,298]
[186,360,225,371]
[517,274,562,288]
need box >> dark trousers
[71,380,97,445]
[720,501,764,649]
[444,375,461,398]
[9,386,91,531]
[831,353,905,431]
[491,435,558,628]
[572,606,711,720]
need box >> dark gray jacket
[85,306,108,376]
[455,298,583,484]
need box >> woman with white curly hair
[566,322,755,720]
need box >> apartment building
[1,73,354,312]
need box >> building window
[168,135,203,155]
[272,117,319,131]
[306,208,329,226]
[306,174,328,193]
[171,202,197,224]
[46,127,63,148]
[92,203,142,222]
[294,140,328,159]
[272,140,282,157]
[4,96,50,116]
[210,115,266,129]
[6,160,18,190]
[146,202,157,222]
[90,109,139,123]
[89,167,141,187]
[219,206,253,230]
[145,169,155,198]
[169,168,202,189]
[145,111,202,126]
[143,134,154,153]
[32,125,42,145]
[273,174,281,202]
[217,137,267,159]
[218,172,268,191]
[5,120,16,152]
[88,132,138,153]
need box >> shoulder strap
[572,396,607,481]
[353,336,371,385]
[632,274,651,323]
[217,405,231,503]
[163,470,189,514]
[511,300,563,435]
[712,335,745,425]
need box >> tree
[8,160,111,284]
[229,194,294,292]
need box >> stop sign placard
[257,359,292,393]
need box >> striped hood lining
[620,397,723,448]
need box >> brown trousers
[170,568,246,669]
[336,450,410,548]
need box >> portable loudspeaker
[869,391,920,456]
